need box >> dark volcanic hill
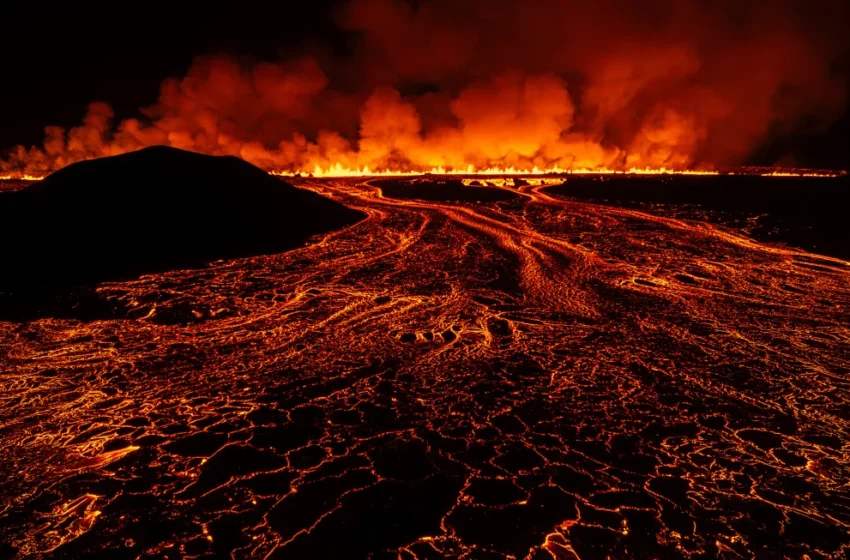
[0,147,364,313]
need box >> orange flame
[271,165,723,178]
[0,174,42,181]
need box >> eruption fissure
[2,167,843,182]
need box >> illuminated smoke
[1,0,846,177]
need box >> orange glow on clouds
[1,0,847,179]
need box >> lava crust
[546,174,850,260]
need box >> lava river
[1,177,849,559]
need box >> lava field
[1,176,849,559]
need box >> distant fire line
[1,167,845,181]
[0,174,42,181]
[270,165,846,179]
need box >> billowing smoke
[2,0,847,176]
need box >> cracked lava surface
[1,176,849,559]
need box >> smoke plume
[2,0,847,176]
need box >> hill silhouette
[0,146,364,319]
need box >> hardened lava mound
[0,146,364,319]
[1,174,849,559]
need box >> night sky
[0,1,346,148]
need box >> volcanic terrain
[1,173,849,559]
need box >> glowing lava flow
[1,174,849,559]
